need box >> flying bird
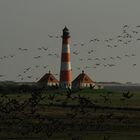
[48,35,53,38]
[0,75,4,77]
[33,56,41,59]
[123,91,134,99]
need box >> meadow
[0,83,140,140]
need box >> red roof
[72,71,94,84]
[38,72,59,83]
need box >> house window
[50,77,53,81]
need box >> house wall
[47,82,59,86]
[72,82,95,89]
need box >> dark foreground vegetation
[0,82,140,140]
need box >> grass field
[0,87,140,140]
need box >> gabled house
[72,70,95,89]
[38,71,59,87]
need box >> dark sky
[0,0,140,83]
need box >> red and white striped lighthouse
[60,26,72,88]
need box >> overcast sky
[0,0,140,83]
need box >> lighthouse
[60,26,72,88]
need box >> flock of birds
[71,25,139,71]
[0,25,139,82]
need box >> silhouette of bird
[79,58,83,61]
[43,65,48,69]
[123,25,129,28]
[131,54,136,56]
[37,48,42,50]
[48,53,53,56]
[114,45,118,47]
[54,53,60,58]
[102,58,106,60]
[48,35,53,38]
[118,39,123,42]
[25,67,31,71]
[80,43,84,46]
[33,56,41,59]
[95,58,100,60]
[123,91,134,99]
[89,39,94,42]
[0,75,4,77]
[73,51,79,55]
[10,55,15,58]
[107,45,112,48]
[42,46,48,51]
[108,64,116,67]
[116,56,121,59]
[18,48,28,51]
[110,57,114,59]
[35,65,39,68]
[27,76,33,79]
[132,30,138,34]
[18,74,22,77]
[77,67,81,70]
[136,25,140,28]
[87,58,92,61]
[55,36,60,38]
[103,64,107,67]
[125,54,130,57]
[73,44,78,46]
[95,63,100,66]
